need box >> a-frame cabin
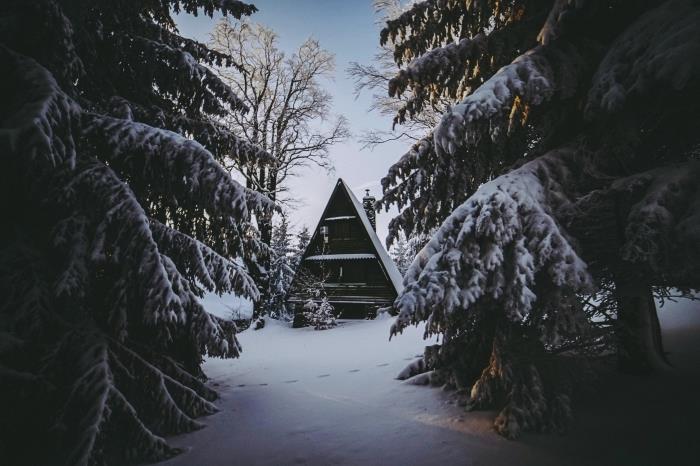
[287,178,403,326]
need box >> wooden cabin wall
[287,180,399,325]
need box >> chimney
[362,189,377,231]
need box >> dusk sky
[176,0,405,244]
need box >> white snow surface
[157,300,700,466]
[163,318,527,466]
[305,253,375,261]
[199,292,253,320]
[323,215,357,221]
[161,298,700,466]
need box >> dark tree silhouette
[0,1,275,463]
[378,0,700,438]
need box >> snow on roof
[305,253,376,261]
[339,179,404,293]
[323,215,357,221]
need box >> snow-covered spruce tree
[377,0,700,438]
[260,215,295,320]
[0,1,275,464]
[303,297,337,331]
[390,232,413,275]
[291,225,312,271]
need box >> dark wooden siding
[287,179,399,321]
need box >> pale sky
[176,0,405,244]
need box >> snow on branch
[168,0,258,19]
[54,332,113,466]
[537,0,586,45]
[151,23,241,69]
[169,114,275,166]
[613,161,700,275]
[61,331,223,464]
[152,252,242,358]
[101,97,274,167]
[83,114,275,227]
[191,299,243,357]
[112,342,218,432]
[132,36,247,114]
[0,240,55,335]
[59,160,185,333]
[378,136,445,245]
[379,0,478,66]
[381,135,433,205]
[45,320,237,465]
[380,0,438,48]
[150,219,259,300]
[391,148,593,337]
[148,353,218,401]
[107,386,178,463]
[585,0,700,117]
[388,33,487,98]
[51,330,210,464]
[433,43,585,154]
[52,214,89,300]
[380,0,530,67]
[0,45,80,170]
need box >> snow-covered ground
[199,292,253,321]
[163,299,700,466]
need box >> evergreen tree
[303,297,337,330]
[291,225,312,270]
[261,215,295,319]
[390,233,412,275]
[0,1,273,463]
[377,0,700,438]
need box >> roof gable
[338,180,403,293]
[298,178,404,294]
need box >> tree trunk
[252,167,277,319]
[614,275,668,374]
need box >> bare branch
[209,18,349,210]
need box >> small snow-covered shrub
[303,298,337,330]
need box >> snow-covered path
[163,305,700,466]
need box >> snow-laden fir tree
[291,226,312,271]
[376,0,700,438]
[0,1,275,464]
[303,297,338,331]
[390,232,413,275]
[260,215,295,320]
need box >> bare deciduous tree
[210,18,349,316]
[210,18,349,242]
[347,0,444,150]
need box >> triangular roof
[300,178,404,294]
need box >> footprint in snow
[259,383,268,386]
[283,380,299,384]
[236,384,246,387]
[348,369,360,373]
[317,374,330,378]
[376,363,390,367]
